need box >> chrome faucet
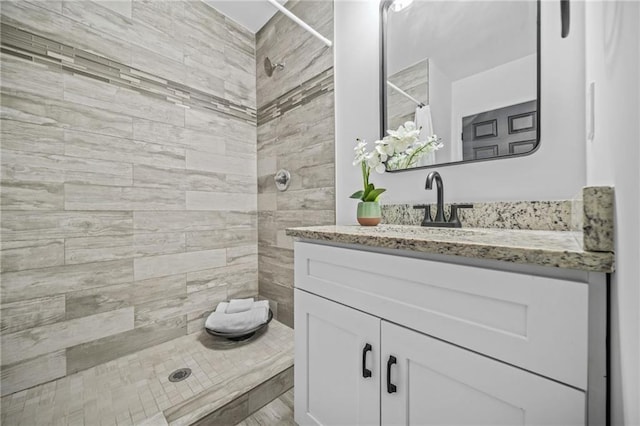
[413,171,473,228]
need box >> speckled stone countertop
[285,225,614,273]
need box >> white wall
[449,54,537,163]
[428,60,453,163]
[334,0,380,222]
[385,1,536,82]
[585,2,640,424]
[335,0,587,224]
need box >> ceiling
[203,0,287,33]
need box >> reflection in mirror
[381,0,539,171]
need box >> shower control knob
[274,169,291,191]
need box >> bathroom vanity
[286,225,614,426]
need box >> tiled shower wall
[0,0,257,396]
[256,1,335,327]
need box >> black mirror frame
[380,0,542,172]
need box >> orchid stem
[361,161,369,193]
[404,142,433,168]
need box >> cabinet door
[381,321,586,426]
[295,289,381,425]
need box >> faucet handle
[413,204,433,225]
[448,204,473,228]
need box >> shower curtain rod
[266,0,333,47]
[387,81,426,108]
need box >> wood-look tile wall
[256,0,335,327]
[0,0,257,396]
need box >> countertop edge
[285,228,614,273]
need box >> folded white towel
[214,300,268,314]
[225,298,255,314]
[205,306,269,333]
[215,302,229,313]
[253,300,270,310]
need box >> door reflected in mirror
[381,0,540,171]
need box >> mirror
[380,0,540,171]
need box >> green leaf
[362,183,374,200]
[349,190,364,200]
[364,188,386,202]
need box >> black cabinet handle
[386,355,397,393]
[560,0,570,38]
[362,343,372,378]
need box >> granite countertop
[285,225,614,273]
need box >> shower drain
[168,368,192,382]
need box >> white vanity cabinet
[293,241,607,426]
[295,290,380,425]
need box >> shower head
[264,57,285,77]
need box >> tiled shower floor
[1,321,294,426]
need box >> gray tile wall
[0,0,257,396]
[256,1,335,327]
[388,59,429,130]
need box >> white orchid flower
[374,144,390,162]
[427,134,444,150]
[392,138,411,154]
[350,137,387,202]
[380,123,445,170]
[375,139,395,157]
[366,151,387,174]
[386,129,402,139]
[387,121,420,140]
[366,151,380,168]
[353,139,368,166]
